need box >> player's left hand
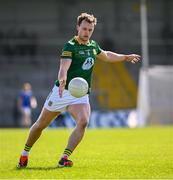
[125,54,141,64]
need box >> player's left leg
[21,108,32,127]
[24,108,32,127]
[58,103,90,167]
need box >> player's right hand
[59,80,66,98]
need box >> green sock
[62,148,73,157]
[24,144,32,152]
[22,144,32,156]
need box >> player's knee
[31,121,46,131]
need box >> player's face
[77,20,95,43]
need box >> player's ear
[76,25,79,31]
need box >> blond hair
[77,13,97,26]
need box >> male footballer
[18,12,140,168]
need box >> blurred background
[0,0,172,128]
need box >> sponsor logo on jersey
[79,51,85,55]
[82,57,94,70]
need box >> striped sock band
[24,144,32,152]
[63,148,72,157]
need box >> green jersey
[55,36,102,92]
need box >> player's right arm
[58,41,73,97]
[58,59,72,98]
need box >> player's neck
[75,36,89,45]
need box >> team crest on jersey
[82,57,94,70]
[93,49,97,55]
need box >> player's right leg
[17,108,60,168]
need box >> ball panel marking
[68,77,88,98]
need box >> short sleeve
[95,41,102,55]
[60,43,73,59]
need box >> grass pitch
[0,126,173,179]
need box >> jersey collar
[74,36,90,45]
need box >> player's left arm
[96,50,141,64]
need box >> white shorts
[44,85,89,112]
[21,107,31,115]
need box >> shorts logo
[82,57,94,70]
[48,101,53,106]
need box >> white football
[68,77,88,98]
